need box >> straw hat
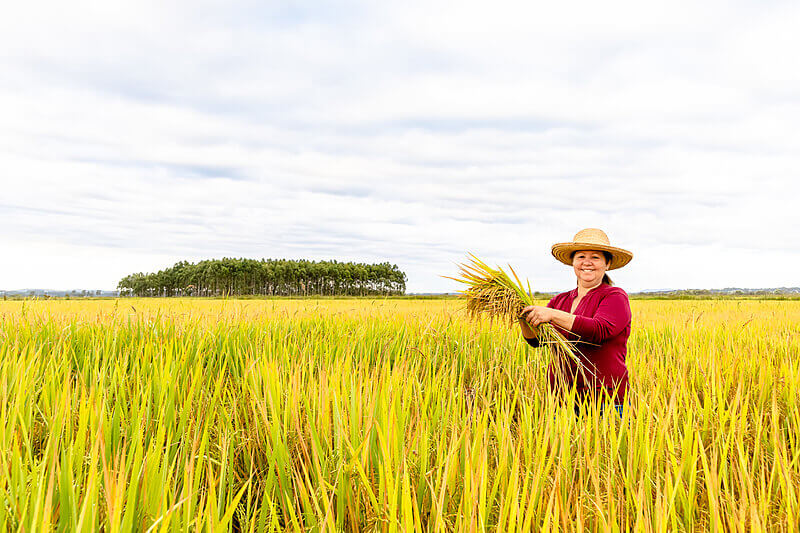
[551,228,633,270]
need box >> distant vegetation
[117,258,407,297]
[647,287,800,295]
[630,287,800,299]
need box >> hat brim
[551,242,633,270]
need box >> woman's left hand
[520,305,554,327]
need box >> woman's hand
[520,305,554,328]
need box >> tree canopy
[117,258,407,297]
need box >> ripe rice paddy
[1,298,799,531]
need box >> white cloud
[1,0,799,292]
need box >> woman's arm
[521,291,630,343]
[521,306,576,332]
[569,292,631,343]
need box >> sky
[1,0,799,293]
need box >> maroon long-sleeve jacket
[525,283,631,403]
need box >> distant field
[1,298,798,530]
[5,291,800,301]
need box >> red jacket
[525,283,631,403]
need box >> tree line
[117,258,407,297]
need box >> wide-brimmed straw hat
[551,228,633,270]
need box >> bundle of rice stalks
[444,253,594,385]
[444,254,533,324]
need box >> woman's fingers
[522,306,553,327]
[526,306,550,327]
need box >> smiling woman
[519,228,634,415]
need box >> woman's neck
[577,279,603,297]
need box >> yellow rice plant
[0,297,798,530]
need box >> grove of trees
[117,258,407,297]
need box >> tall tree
[117,258,407,297]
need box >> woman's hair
[570,250,614,286]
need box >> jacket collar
[572,283,609,298]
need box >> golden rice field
[1,298,799,531]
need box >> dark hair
[570,250,614,286]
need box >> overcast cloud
[1,0,799,292]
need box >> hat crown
[573,228,610,246]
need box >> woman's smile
[573,251,608,287]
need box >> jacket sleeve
[570,290,631,344]
[524,336,541,348]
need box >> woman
[519,228,633,415]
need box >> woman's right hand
[520,306,534,324]
[520,305,554,328]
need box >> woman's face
[572,250,609,286]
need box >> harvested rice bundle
[444,253,532,324]
[445,253,594,383]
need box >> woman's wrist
[549,309,576,331]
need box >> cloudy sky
[2,0,799,293]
